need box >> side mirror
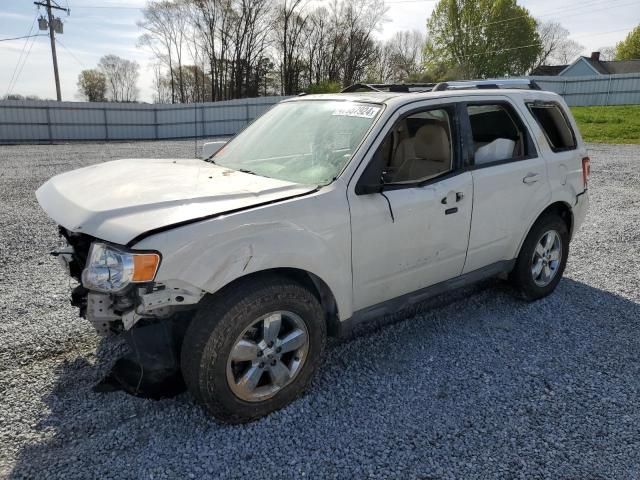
[381,168,394,184]
[355,150,387,195]
[356,182,383,195]
[201,141,227,159]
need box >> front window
[211,100,382,185]
[382,108,453,183]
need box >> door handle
[442,192,465,204]
[523,173,541,184]
[445,207,458,215]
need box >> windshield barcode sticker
[332,105,380,119]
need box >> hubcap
[531,230,562,287]
[226,311,309,402]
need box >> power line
[55,37,86,68]
[504,0,636,24]
[456,43,543,59]
[479,0,624,27]
[436,23,637,62]
[387,0,635,32]
[385,0,436,3]
[443,23,637,59]
[7,33,39,97]
[419,0,637,44]
[0,34,47,42]
[571,26,637,40]
[5,13,38,98]
[71,4,144,9]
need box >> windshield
[211,100,382,185]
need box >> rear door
[461,97,551,274]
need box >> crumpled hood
[36,158,316,245]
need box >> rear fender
[514,196,575,259]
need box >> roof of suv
[284,89,564,109]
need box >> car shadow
[7,277,640,479]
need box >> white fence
[2,74,639,143]
[529,73,640,106]
[0,96,289,144]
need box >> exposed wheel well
[515,201,574,261]
[540,201,574,238]
[213,268,341,337]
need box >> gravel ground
[1,141,639,480]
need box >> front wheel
[180,275,326,423]
[511,214,569,301]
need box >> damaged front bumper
[55,227,204,335]
[86,280,204,334]
[53,227,205,398]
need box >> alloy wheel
[226,311,309,402]
[531,229,563,287]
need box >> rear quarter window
[527,103,577,152]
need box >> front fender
[134,191,353,319]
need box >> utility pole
[34,0,69,101]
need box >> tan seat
[392,124,451,182]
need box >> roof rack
[341,83,436,93]
[341,79,540,93]
[432,79,541,91]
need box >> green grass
[571,105,640,144]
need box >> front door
[347,104,473,311]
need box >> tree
[338,0,387,87]
[426,0,541,78]
[139,1,187,103]
[275,0,308,95]
[386,30,426,81]
[597,46,616,62]
[365,30,426,83]
[615,25,640,60]
[3,94,41,101]
[136,0,389,102]
[98,54,139,102]
[77,69,107,102]
[535,21,583,68]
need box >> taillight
[582,157,591,188]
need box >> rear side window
[527,103,576,152]
[467,104,532,165]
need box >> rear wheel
[511,214,569,301]
[181,275,326,423]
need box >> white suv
[37,80,590,423]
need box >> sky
[0,0,638,102]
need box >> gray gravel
[1,141,639,480]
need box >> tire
[511,214,569,301]
[181,274,326,423]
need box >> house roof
[536,56,640,76]
[530,65,569,76]
[581,57,610,74]
[565,56,640,76]
[603,59,640,74]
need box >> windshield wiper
[238,168,259,176]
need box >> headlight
[81,243,160,292]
